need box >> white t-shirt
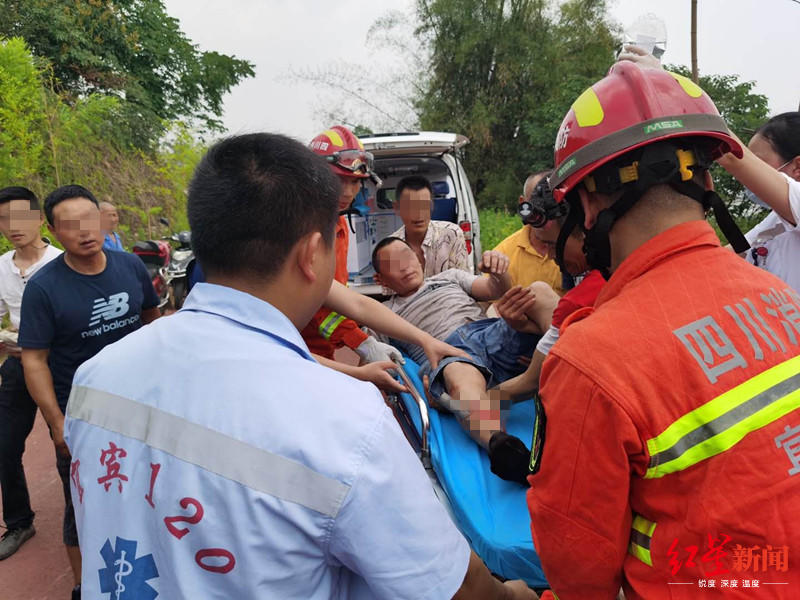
[745,174,800,292]
[0,243,62,329]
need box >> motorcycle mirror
[159,216,170,227]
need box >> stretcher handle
[394,360,431,468]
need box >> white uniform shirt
[0,243,62,329]
[64,283,470,599]
[745,173,800,292]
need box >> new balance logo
[89,293,130,326]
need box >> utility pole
[691,0,699,83]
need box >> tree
[1,0,254,148]
[691,0,698,82]
[287,10,423,134]
[411,0,770,225]
[0,38,45,183]
[0,38,208,253]
[414,0,620,208]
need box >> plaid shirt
[392,220,469,278]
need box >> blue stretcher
[388,357,548,589]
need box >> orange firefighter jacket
[301,216,368,359]
[528,220,800,599]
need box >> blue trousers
[424,318,541,400]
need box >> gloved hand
[354,336,406,365]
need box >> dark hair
[44,185,99,225]
[371,236,411,274]
[756,112,800,163]
[188,133,340,280]
[395,175,433,201]
[0,186,40,211]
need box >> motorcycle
[133,218,194,312]
[163,225,193,310]
[132,239,171,312]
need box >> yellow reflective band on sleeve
[646,355,800,479]
[572,88,604,127]
[669,71,704,98]
[632,514,657,538]
[319,313,347,340]
[628,514,657,567]
[629,543,653,567]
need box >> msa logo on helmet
[89,293,130,326]
[556,157,577,179]
[643,119,684,135]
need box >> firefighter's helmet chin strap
[554,203,580,275]
[669,181,750,254]
[339,206,357,233]
[581,180,750,279]
[582,187,641,280]
[578,143,750,278]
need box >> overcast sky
[164,0,800,143]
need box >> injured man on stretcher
[372,236,560,481]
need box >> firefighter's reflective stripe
[319,312,347,340]
[628,515,657,567]
[67,385,350,517]
[646,355,800,479]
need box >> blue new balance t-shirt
[19,250,159,411]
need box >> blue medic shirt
[18,250,159,411]
[64,283,470,600]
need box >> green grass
[479,208,522,251]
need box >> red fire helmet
[550,62,743,202]
[309,125,372,179]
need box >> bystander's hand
[496,286,539,334]
[421,335,470,370]
[479,250,510,275]
[617,44,662,69]
[354,361,407,393]
[0,341,21,358]
[49,413,70,458]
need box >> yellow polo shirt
[493,225,564,295]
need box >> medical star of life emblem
[99,537,159,600]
